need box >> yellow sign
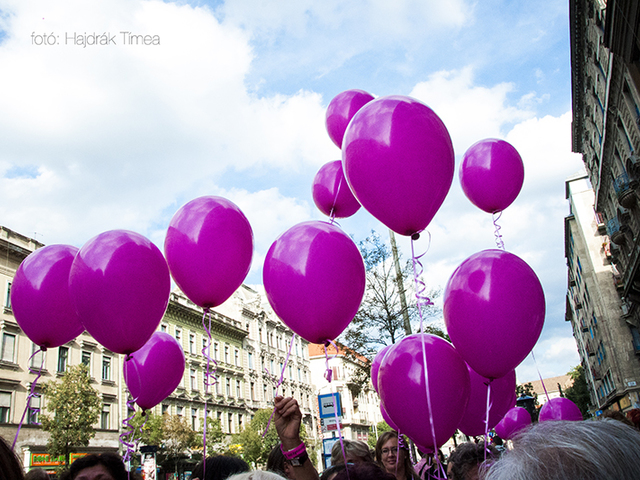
[620,395,631,410]
[31,452,88,467]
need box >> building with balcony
[565,174,640,412]
[0,224,319,473]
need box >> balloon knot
[41,346,47,352]
[411,233,420,241]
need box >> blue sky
[0,0,585,383]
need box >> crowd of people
[3,397,640,480]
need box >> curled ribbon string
[323,339,339,382]
[492,211,506,250]
[410,236,439,458]
[201,308,217,476]
[13,347,46,451]
[530,351,550,403]
[121,354,144,479]
[262,333,297,437]
[411,233,434,311]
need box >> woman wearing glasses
[375,432,419,480]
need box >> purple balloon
[494,407,531,439]
[378,334,470,450]
[263,221,365,344]
[460,139,524,214]
[11,245,85,348]
[312,160,361,218]
[124,332,185,411]
[443,249,545,379]
[165,196,253,309]
[457,368,517,437]
[539,397,583,422]
[69,230,171,355]
[342,95,454,237]
[325,89,375,148]
[380,402,399,431]
[371,345,393,393]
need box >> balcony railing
[607,217,627,245]
[614,172,636,208]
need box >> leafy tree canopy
[564,365,591,418]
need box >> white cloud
[516,336,580,383]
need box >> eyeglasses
[381,447,398,456]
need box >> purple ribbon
[531,351,550,402]
[492,211,506,250]
[12,347,46,451]
[201,308,218,478]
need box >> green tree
[565,365,591,418]
[367,420,393,450]
[203,417,227,455]
[129,411,165,447]
[40,364,101,469]
[162,414,199,460]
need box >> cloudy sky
[0,0,584,383]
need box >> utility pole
[388,229,412,335]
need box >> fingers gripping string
[13,346,47,451]
[492,211,506,250]
[262,333,297,437]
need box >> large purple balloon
[165,196,253,309]
[494,407,531,439]
[11,245,85,349]
[443,249,545,379]
[380,402,399,431]
[371,344,393,393]
[124,332,185,411]
[342,95,454,237]
[460,139,524,214]
[539,397,583,422]
[457,368,517,437]
[378,334,470,450]
[325,89,375,149]
[263,221,365,344]
[69,230,171,355]
[312,160,361,218]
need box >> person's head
[0,435,24,480]
[25,469,50,480]
[333,462,396,480]
[331,439,374,465]
[192,455,250,480]
[375,431,414,478]
[227,472,286,480]
[480,419,640,480]
[321,464,346,480]
[66,453,127,480]
[599,409,634,427]
[626,408,640,429]
[447,442,497,480]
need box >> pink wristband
[281,442,306,460]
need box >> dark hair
[375,431,418,480]
[599,409,634,428]
[25,469,50,480]
[192,455,250,480]
[333,462,395,480]
[321,464,346,480]
[67,453,127,480]
[0,436,24,480]
[448,442,497,480]
[266,444,288,477]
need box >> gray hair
[481,419,640,480]
[331,439,374,465]
[227,472,286,480]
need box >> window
[259,328,263,343]
[31,343,46,370]
[214,343,219,361]
[102,356,111,381]
[226,378,231,396]
[4,282,10,309]
[1,333,15,362]
[190,369,197,390]
[263,384,268,401]
[191,408,198,430]
[225,346,229,364]
[27,395,40,424]
[162,404,169,415]
[296,341,299,356]
[298,368,301,381]
[189,334,195,355]
[0,392,10,423]
[289,365,293,379]
[234,350,239,366]
[228,413,233,433]
[270,360,274,373]
[248,353,254,370]
[236,380,241,398]
[175,328,182,344]
[101,404,110,429]
[238,414,243,431]
[215,376,221,396]
[160,324,167,332]
[177,406,184,417]
[251,382,255,401]
[57,346,68,372]
[81,351,91,367]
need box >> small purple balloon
[342,95,455,236]
[325,89,375,148]
[378,334,470,450]
[312,160,361,218]
[69,230,171,355]
[539,397,583,422]
[443,249,545,379]
[165,196,254,309]
[263,221,366,344]
[124,332,185,411]
[371,344,393,393]
[459,138,524,214]
[11,245,85,348]
[494,407,531,439]
[457,368,517,437]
